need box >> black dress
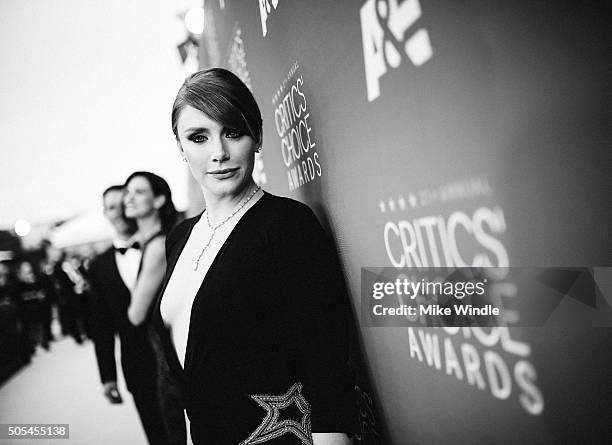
[153,192,356,444]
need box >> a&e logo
[259,0,280,37]
[360,0,434,101]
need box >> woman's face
[124,176,159,219]
[176,106,257,200]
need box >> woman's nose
[210,137,230,162]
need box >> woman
[123,171,178,326]
[123,171,186,445]
[155,68,356,444]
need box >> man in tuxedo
[89,185,170,445]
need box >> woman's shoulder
[143,234,165,252]
[258,192,317,222]
[256,192,325,243]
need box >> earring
[255,146,262,153]
[181,157,187,162]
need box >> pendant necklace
[193,186,261,271]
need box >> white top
[160,189,264,370]
[112,239,141,291]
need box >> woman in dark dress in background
[123,171,178,326]
[123,171,185,444]
[155,68,356,444]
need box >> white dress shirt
[112,239,142,291]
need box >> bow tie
[114,242,141,255]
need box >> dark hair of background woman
[171,68,262,143]
[124,171,178,234]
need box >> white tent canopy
[49,208,114,249]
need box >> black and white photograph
[1,1,611,444]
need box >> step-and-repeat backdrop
[196,1,612,443]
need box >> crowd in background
[0,178,183,385]
[0,171,186,445]
[0,241,96,379]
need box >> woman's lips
[208,167,239,178]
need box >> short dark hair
[102,184,124,198]
[171,68,262,143]
[101,184,137,235]
[124,171,178,234]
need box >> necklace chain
[193,186,261,271]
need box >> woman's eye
[225,130,242,139]
[188,134,206,143]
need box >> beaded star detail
[240,382,312,445]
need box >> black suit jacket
[153,192,356,443]
[89,248,158,394]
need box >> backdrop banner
[198,1,612,443]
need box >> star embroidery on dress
[240,382,313,445]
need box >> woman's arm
[127,237,166,325]
[274,201,357,439]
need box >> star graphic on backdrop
[388,198,396,212]
[379,200,386,213]
[240,382,312,445]
[408,194,418,208]
[398,196,406,210]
